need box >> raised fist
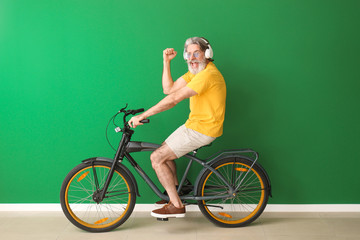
[163,48,177,62]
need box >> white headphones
[183,37,213,60]
[202,37,214,59]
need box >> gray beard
[188,60,207,75]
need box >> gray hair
[184,37,214,61]
[184,37,209,53]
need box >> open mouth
[188,60,205,74]
[189,61,200,68]
[191,62,198,68]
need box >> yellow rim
[65,165,131,229]
[202,162,265,224]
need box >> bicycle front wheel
[60,161,136,232]
[197,157,269,227]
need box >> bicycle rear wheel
[197,157,269,227]
[60,161,136,232]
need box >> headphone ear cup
[205,49,210,59]
[205,45,213,59]
[183,49,188,60]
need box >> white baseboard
[0,204,359,212]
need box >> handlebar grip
[140,119,150,124]
[131,108,144,115]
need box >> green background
[1,0,359,204]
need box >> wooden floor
[0,211,359,240]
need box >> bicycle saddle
[193,143,212,153]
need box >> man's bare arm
[128,86,197,128]
[165,77,187,95]
[162,48,188,94]
[162,57,174,94]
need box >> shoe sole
[151,212,185,218]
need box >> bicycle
[60,105,272,232]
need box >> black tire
[197,157,269,227]
[60,161,136,232]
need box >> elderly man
[128,37,226,218]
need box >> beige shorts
[165,124,216,158]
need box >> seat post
[192,143,212,156]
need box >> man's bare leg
[166,161,179,185]
[150,144,183,208]
[160,143,178,185]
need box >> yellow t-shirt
[182,62,226,138]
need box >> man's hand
[163,48,177,62]
[128,114,146,128]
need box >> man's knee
[150,151,160,169]
[150,145,177,169]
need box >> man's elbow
[163,87,174,95]
[167,87,194,106]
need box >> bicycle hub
[92,190,103,204]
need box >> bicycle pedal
[157,218,169,221]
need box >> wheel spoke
[198,158,268,227]
[61,163,135,232]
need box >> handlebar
[106,104,149,151]
[117,104,150,126]
[129,108,144,115]
[140,119,150,123]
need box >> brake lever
[119,103,128,113]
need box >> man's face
[186,44,207,75]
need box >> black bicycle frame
[95,123,239,202]
[97,128,133,201]
[123,151,235,201]
[96,116,267,202]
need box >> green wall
[1,0,359,204]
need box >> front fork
[94,130,131,203]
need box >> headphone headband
[200,37,209,46]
